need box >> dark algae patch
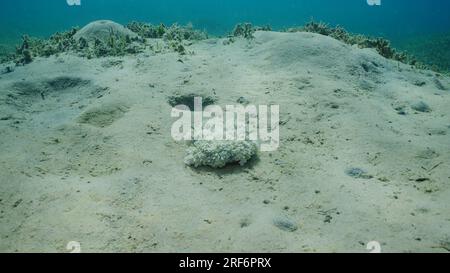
[127,21,208,41]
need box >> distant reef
[1,20,447,73]
[396,33,450,73]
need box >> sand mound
[73,20,138,42]
[77,103,129,128]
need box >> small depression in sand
[6,76,92,109]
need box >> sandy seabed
[0,31,449,253]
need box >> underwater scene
[0,0,449,254]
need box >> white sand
[0,31,449,253]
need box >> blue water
[1,0,450,46]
